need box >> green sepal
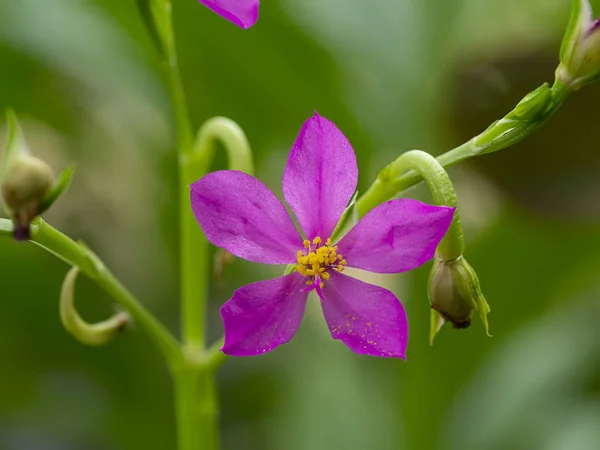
[284,263,296,275]
[429,309,445,346]
[560,0,588,64]
[1,110,29,180]
[505,83,552,121]
[475,83,552,154]
[39,165,75,215]
[330,190,359,243]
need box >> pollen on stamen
[295,236,347,287]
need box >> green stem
[179,117,254,350]
[16,218,182,365]
[204,337,228,373]
[357,80,571,213]
[373,150,464,260]
[172,363,219,450]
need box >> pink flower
[190,113,454,358]
[197,0,259,29]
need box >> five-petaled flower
[197,0,260,29]
[190,113,455,358]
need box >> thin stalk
[357,80,571,213]
[24,218,182,365]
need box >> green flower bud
[1,155,54,240]
[556,0,600,90]
[1,111,73,240]
[428,256,491,344]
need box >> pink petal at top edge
[198,0,259,29]
[282,112,358,241]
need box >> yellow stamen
[294,236,347,287]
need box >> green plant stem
[379,150,463,261]
[172,363,219,450]
[159,4,224,449]
[357,80,572,216]
[159,7,205,351]
[4,218,182,365]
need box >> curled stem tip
[60,267,130,346]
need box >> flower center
[295,236,347,288]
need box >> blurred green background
[2,0,600,449]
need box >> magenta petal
[318,271,407,358]
[221,273,309,356]
[282,112,358,240]
[198,0,259,29]
[190,170,302,264]
[337,199,455,274]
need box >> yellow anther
[320,282,324,289]
[295,236,347,288]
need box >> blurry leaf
[443,285,600,450]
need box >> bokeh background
[1,0,600,449]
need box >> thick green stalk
[158,4,223,450]
[172,363,219,450]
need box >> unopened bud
[1,155,54,240]
[556,0,600,90]
[2,112,73,240]
[428,256,491,344]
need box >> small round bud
[428,256,491,343]
[1,156,54,211]
[1,156,54,240]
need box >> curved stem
[0,218,183,365]
[60,266,130,346]
[365,150,464,260]
[358,80,571,209]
